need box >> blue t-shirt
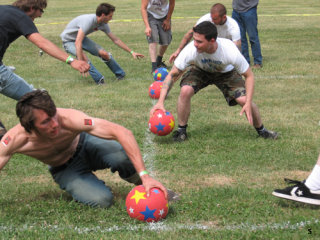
[0,5,39,64]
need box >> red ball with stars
[148,81,163,99]
[148,110,175,136]
[125,185,168,222]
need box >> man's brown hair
[12,0,47,12]
[96,3,115,17]
[16,90,56,133]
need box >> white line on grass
[1,219,319,233]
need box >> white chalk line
[142,99,158,177]
[256,75,319,80]
[0,218,319,233]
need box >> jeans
[0,64,34,100]
[49,132,140,208]
[62,37,125,83]
[232,7,262,65]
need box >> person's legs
[215,70,277,139]
[98,50,126,80]
[0,65,34,100]
[232,10,250,64]
[148,13,161,72]
[242,7,262,66]
[156,18,172,68]
[62,41,104,84]
[50,133,139,208]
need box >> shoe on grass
[259,129,278,139]
[172,130,187,142]
[167,189,181,202]
[272,178,320,205]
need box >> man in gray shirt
[61,3,144,84]
[232,0,262,68]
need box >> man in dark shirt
[0,0,90,140]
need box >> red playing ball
[126,185,168,222]
[148,110,175,136]
[148,81,163,99]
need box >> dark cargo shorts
[147,13,172,45]
[180,66,246,106]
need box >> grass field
[1,0,320,239]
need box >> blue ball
[153,67,169,81]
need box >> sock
[305,164,320,191]
[178,124,188,132]
[156,56,163,66]
[151,62,157,72]
[255,124,265,134]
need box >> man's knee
[180,85,195,99]
[99,50,110,61]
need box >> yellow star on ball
[130,190,147,204]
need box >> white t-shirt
[196,14,240,42]
[60,14,111,42]
[147,0,169,19]
[174,38,249,74]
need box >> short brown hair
[211,3,227,17]
[96,3,115,17]
[12,0,47,12]
[16,90,56,133]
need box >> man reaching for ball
[0,90,169,208]
[150,21,278,142]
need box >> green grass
[1,0,320,239]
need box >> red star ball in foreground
[126,185,168,222]
[148,110,175,136]
[148,81,163,99]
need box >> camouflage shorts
[180,66,246,106]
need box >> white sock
[305,164,320,191]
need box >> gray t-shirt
[60,14,111,42]
[232,0,259,13]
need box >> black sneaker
[167,189,181,202]
[172,130,188,142]
[0,121,7,140]
[157,61,168,68]
[259,129,278,139]
[272,178,320,205]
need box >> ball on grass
[153,67,169,81]
[148,81,163,99]
[148,110,175,136]
[126,185,168,222]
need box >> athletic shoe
[167,189,181,202]
[157,61,168,69]
[0,121,7,140]
[259,129,278,139]
[96,77,105,85]
[117,75,125,81]
[272,178,320,205]
[172,130,188,142]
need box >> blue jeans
[62,38,125,83]
[0,64,34,100]
[232,7,262,65]
[49,133,140,208]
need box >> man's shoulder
[1,124,29,151]
[225,16,239,28]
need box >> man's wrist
[139,170,149,177]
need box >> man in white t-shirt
[61,3,144,84]
[169,3,241,63]
[151,21,277,142]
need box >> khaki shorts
[147,13,172,45]
[180,66,246,106]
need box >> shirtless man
[0,90,167,208]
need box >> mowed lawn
[1,0,320,239]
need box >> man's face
[210,12,226,25]
[27,7,44,21]
[193,32,213,53]
[33,109,59,138]
[102,12,114,23]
